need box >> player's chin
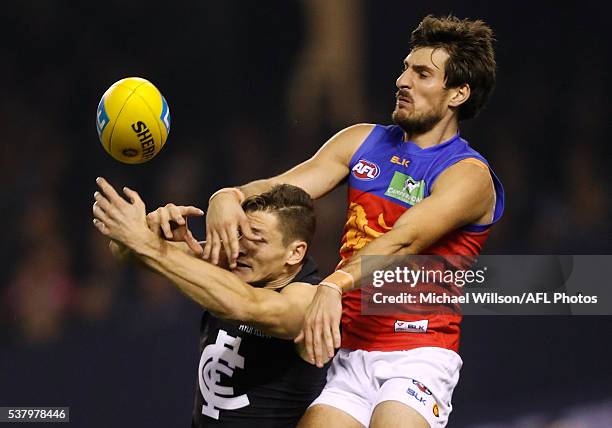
[392,107,410,122]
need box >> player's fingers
[202,226,212,260]
[210,230,222,265]
[303,322,315,365]
[92,218,109,235]
[92,202,111,224]
[312,317,325,368]
[332,319,342,350]
[226,227,241,268]
[185,230,204,257]
[167,204,185,225]
[219,228,233,267]
[180,206,205,218]
[158,208,173,239]
[123,186,144,207]
[146,211,160,230]
[96,177,125,205]
[94,191,113,212]
[239,217,262,242]
[323,320,335,359]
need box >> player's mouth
[396,90,414,107]
[396,96,413,107]
[235,260,251,269]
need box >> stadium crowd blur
[1,1,610,427]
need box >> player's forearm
[109,239,197,262]
[133,237,259,320]
[237,178,282,198]
[323,224,421,292]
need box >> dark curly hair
[411,15,496,121]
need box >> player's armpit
[246,282,318,340]
[261,124,375,199]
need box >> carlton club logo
[352,159,380,180]
[198,330,249,419]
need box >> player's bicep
[247,283,317,339]
[272,124,375,199]
[390,162,494,252]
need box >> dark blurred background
[1,1,611,427]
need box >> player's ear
[448,83,470,108]
[286,241,307,266]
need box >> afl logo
[352,159,380,180]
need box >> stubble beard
[392,106,444,136]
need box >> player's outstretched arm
[92,177,320,339]
[203,124,374,269]
[136,240,321,338]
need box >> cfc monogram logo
[198,330,249,419]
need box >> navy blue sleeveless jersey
[191,257,328,427]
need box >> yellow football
[96,77,170,164]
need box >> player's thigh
[369,400,430,428]
[297,404,365,428]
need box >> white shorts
[309,347,462,427]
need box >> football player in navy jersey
[92,182,329,427]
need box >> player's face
[231,211,294,285]
[392,47,453,135]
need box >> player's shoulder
[330,123,376,144]
[433,157,493,194]
[324,123,377,162]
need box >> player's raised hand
[295,285,342,368]
[92,177,151,249]
[146,204,204,256]
[203,190,261,269]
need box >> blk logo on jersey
[390,155,410,167]
[198,330,249,419]
[352,159,380,180]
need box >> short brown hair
[411,15,496,121]
[242,184,316,248]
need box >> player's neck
[263,265,301,290]
[404,116,459,149]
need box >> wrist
[319,281,342,296]
[321,269,355,293]
[209,187,245,205]
[129,229,162,258]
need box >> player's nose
[396,69,413,89]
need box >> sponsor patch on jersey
[394,319,428,333]
[351,159,380,180]
[384,171,425,205]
